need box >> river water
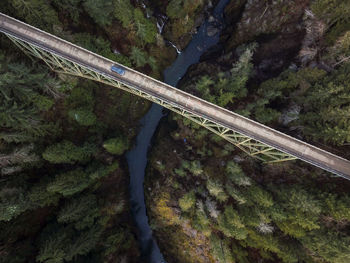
[125,0,230,262]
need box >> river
[125,0,230,262]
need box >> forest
[145,0,350,263]
[1,0,350,263]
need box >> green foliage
[0,188,29,221]
[327,31,350,65]
[0,102,49,138]
[174,160,203,177]
[239,206,262,228]
[68,108,96,126]
[271,186,322,238]
[114,1,157,45]
[196,76,215,102]
[228,43,256,95]
[195,44,255,107]
[10,0,61,32]
[226,183,247,205]
[37,224,102,263]
[114,0,134,28]
[231,243,250,263]
[298,64,350,145]
[64,84,97,127]
[311,0,350,43]
[130,46,148,67]
[51,0,81,24]
[65,225,102,261]
[36,227,67,263]
[0,58,61,140]
[47,168,91,197]
[83,0,114,26]
[247,230,302,263]
[174,167,186,177]
[226,161,251,186]
[28,181,60,207]
[209,234,235,263]
[0,145,39,171]
[324,193,350,221]
[58,194,100,230]
[64,85,94,109]
[178,190,196,212]
[166,0,203,39]
[254,64,350,145]
[86,161,119,180]
[42,140,95,164]
[248,67,326,124]
[247,185,274,208]
[134,8,157,44]
[188,160,203,176]
[206,179,228,202]
[166,0,185,19]
[103,136,129,155]
[217,206,247,240]
[103,228,136,256]
[192,201,211,236]
[301,228,350,263]
[0,6,139,261]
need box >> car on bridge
[111,64,125,76]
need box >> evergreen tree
[10,0,61,32]
[301,227,350,263]
[130,46,148,67]
[226,161,251,186]
[324,193,350,221]
[133,8,157,45]
[58,194,99,230]
[42,140,95,164]
[68,108,96,126]
[114,0,134,28]
[178,190,196,212]
[247,185,274,208]
[0,188,29,221]
[65,225,103,261]
[47,168,91,197]
[217,206,247,240]
[206,179,228,202]
[28,181,60,208]
[83,0,114,27]
[209,234,235,263]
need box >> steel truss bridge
[1,13,350,179]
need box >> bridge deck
[1,12,350,178]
